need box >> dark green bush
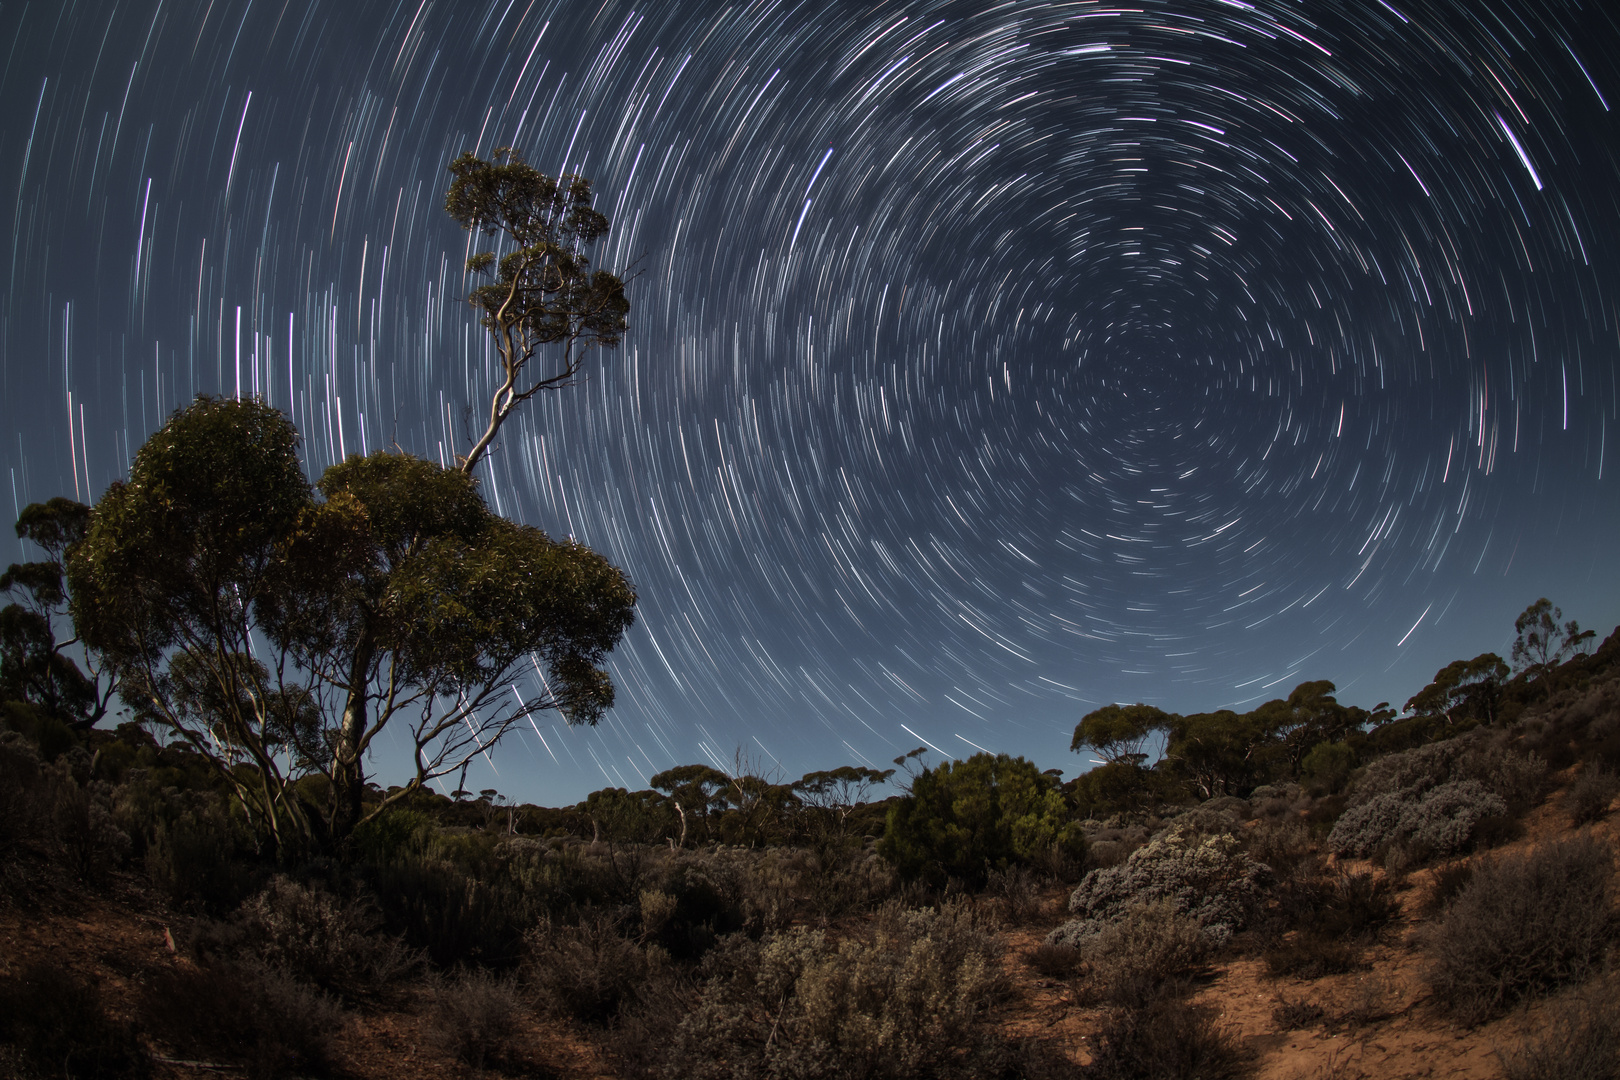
[190,876,419,999]
[526,914,666,1024]
[142,963,341,1079]
[1263,933,1363,979]
[0,962,148,1079]
[1083,994,1252,1080]
[1424,834,1618,1025]
[423,968,526,1071]
[880,752,1084,887]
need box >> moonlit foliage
[1,0,1616,803]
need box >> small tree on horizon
[1511,598,1594,675]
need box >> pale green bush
[1050,821,1271,947]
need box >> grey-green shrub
[1328,779,1506,860]
[1049,820,1271,948]
[1326,735,1543,862]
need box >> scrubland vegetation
[4,397,1620,1078]
[5,574,1620,1078]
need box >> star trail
[2,0,1617,804]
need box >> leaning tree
[444,148,630,475]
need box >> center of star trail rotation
[1,0,1616,802]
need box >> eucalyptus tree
[444,148,630,474]
[68,396,636,852]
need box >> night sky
[3,0,1618,805]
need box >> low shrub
[1083,994,1252,1080]
[1263,933,1363,979]
[1498,975,1620,1080]
[1312,870,1400,939]
[423,968,526,1071]
[1073,901,1212,1006]
[1027,942,1085,979]
[1566,764,1620,825]
[1271,994,1326,1030]
[0,962,148,1079]
[1419,858,1475,917]
[1050,821,1271,948]
[1423,834,1618,1025]
[525,914,667,1024]
[143,964,342,1079]
[193,876,419,999]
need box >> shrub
[525,914,665,1024]
[1328,776,1509,863]
[196,876,419,999]
[1424,834,1618,1025]
[143,964,342,1079]
[653,900,1016,1079]
[1027,943,1084,979]
[1049,821,1270,948]
[1072,901,1212,1006]
[423,968,526,1071]
[1083,995,1252,1080]
[1263,933,1363,979]
[1566,764,1620,825]
[0,962,148,1079]
[879,752,1085,887]
[1498,976,1620,1080]
[141,799,260,914]
[1271,994,1326,1030]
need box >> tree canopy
[66,396,636,852]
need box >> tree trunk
[329,633,375,844]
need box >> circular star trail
[2,0,1617,802]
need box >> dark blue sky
[2,0,1617,804]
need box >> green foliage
[580,786,678,844]
[2,498,109,733]
[1069,760,1174,817]
[1071,703,1170,766]
[65,397,636,851]
[1387,652,1511,747]
[1299,740,1356,795]
[443,148,630,473]
[878,752,1084,886]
